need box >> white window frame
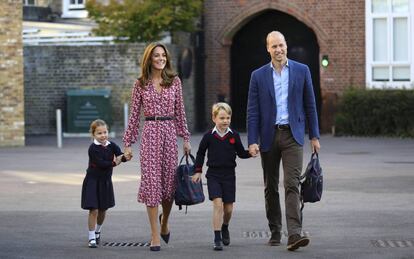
[23,0,36,5]
[62,0,88,18]
[366,0,414,88]
[69,0,85,9]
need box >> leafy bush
[335,88,414,137]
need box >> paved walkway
[0,134,413,258]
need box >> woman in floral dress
[123,43,191,251]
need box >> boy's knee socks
[214,230,222,242]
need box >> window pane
[393,67,410,81]
[392,0,409,13]
[372,0,388,13]
[70,0,75,4]
[373,67,389,81]
[373,18,387,61]
[393,18,408,61]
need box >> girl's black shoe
[95,232,101,245]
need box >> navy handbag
[300,152,323,210]
[175,154,205,212]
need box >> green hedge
[335,88,414,137]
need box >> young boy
[192,102,251,251]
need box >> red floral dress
[123,76,190,206]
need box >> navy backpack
[175,154,205,212]
[300,152,323,210]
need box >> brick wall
[24,44,196,135]
[0,0,25,147]
[204,0,365,132]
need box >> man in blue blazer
[247,31,320,251]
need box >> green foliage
[86,0,203,42]
[335,88,414,137]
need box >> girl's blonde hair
[212,102,232,118]
[138,42,176,89]
[89,119,108,137]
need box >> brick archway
[216,2,328,47]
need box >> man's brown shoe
[267,232,281,246]
[287,234,310,251]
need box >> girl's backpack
[175,154,205,213]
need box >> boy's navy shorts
[206,169,236,203]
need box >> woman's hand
[183,141,191,156]
[192,172,201,183]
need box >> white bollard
[124,103,129,131]
[56,109,62,148]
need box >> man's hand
[311,138,320,153]
[248,144,260,157]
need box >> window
[23,0,36,5]
[62,0,88,18]
[366,0,413,88]
[69,0,85,9]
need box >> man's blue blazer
[247,59,320,152]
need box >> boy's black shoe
[95,232,101,245]
[221,225,230,246]
[287,234,310,251]
[213,241,223,251]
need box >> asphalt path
[0,134,413,258]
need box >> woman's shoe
[161,232,170,244]
[159,213,170,244]
[149,245,161,251]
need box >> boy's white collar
[212,126,232,135]
[94,139,111,146]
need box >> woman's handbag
[174,154,205,212]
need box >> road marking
[1,170,139,185]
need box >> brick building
[202,0,414,132]
[0,1,25,147]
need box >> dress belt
[145,116,174,121]
[275,124,290,130]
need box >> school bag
[300,152,323,211]
[175,154,205,213]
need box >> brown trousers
[260,127,303,237]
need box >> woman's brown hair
[138,42,177,89]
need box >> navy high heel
[159,214,170,244]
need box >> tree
[86,0,203,42]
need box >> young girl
[192,103,251,251]
[81,119,128,248]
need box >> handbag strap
[179,153,196,165]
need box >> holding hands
[123,146,133,161]
[248,144,260,157]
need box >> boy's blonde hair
[212,102,232,118]
[89,119,108,137]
